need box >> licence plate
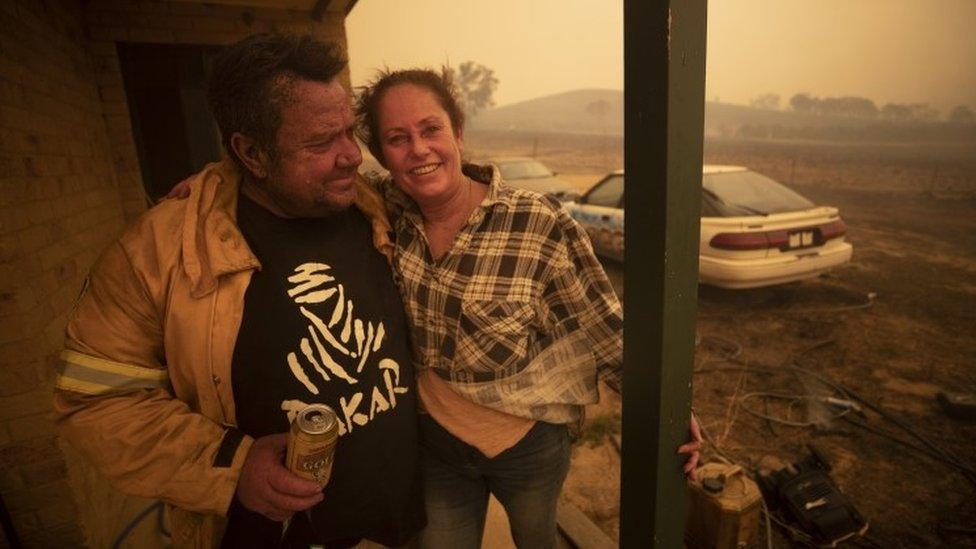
[788,230,815,249]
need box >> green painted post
[620,0,707,547]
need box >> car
[483,156,581,202]
[564,165,854,289]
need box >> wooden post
[620,0,707,547]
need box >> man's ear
[230,132,271,179]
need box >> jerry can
[685,462,762,549]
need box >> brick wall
[1,0,125,546]
[0,1,349,546]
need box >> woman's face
[376,83,464,203]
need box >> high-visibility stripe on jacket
[57,349,171,395]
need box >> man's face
[262,79,362,218]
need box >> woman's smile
[410,163,442,176]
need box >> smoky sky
[347,0,975,112]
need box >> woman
[355,68,700,549]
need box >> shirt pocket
[454,299,536,377]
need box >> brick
[17,456,67,486]
[0,459,23,490]
[0,53,31,85]
[0,283,37,315]
[87,40,117,56]
[0,206,30,233]
[0,77,27,107]
[8,412,55,440]
[11,510,39,532]
[19,522,84,548]
[17,224,56,255]
[37,240,73,272]
[4,480,75,513]
[65,138,94,158]
[33,177,64,201]
[35,497,77,529]
[0,388,55,421]
[0,360,44,397]
[48,280,80,316]
[0,309,48,344]
[0,154,28,177]
[43,312,68,349]
[0,104,35,132]
[0,337,49,367]
[0,233,21,262]
[0,176,33,206]
[103,113,130,133]
[0,435,59,472]
[24,200,57,225]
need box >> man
[53,34,423,548]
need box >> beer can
[285,404,339,487]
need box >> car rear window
[496,160,553,180]
[585,174,624,208]
[703,170,814,216]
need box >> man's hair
[354,67,465,166]
[207,33,347,166]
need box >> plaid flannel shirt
[375,164,623,424]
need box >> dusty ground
[467,131,976,547]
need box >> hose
[111,501,167,549]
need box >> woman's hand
[166,175,194,200]
[678,413,703,481]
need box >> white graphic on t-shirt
[281,262,408,436]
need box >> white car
[564,166,853,289]
[484,156,581,202]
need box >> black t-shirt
[224,193,423,547]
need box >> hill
[469,89,623,135]
[469,90,975,143]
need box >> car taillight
[820,219,847,240]
[710,219,847,251]
[710,230,787,250]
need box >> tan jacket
[53,159,393,548]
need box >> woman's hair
[354,67,465,166]
[207,33,347,166]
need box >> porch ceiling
[161,0,359,17]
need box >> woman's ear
[230,132,271,179]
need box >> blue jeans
[417,415,572,549]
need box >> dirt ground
[466,131,976,547]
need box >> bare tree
[446,61,499,117]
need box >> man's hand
[166,176,194,200]
[236,433,323,522]
[678,413,703,481]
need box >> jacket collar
[181,159,395,299]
